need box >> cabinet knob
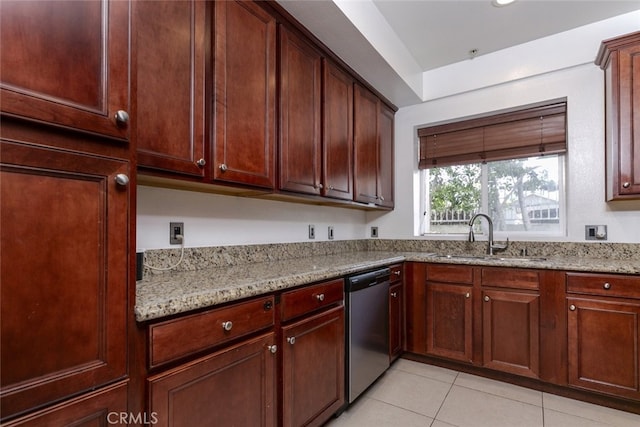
[484,295,490,302]
[394,270,401,276]
[603,282,611,290]
[114,110,129,126]
[569,304,576,311]
[316,293,325,302]
[268,345,277,354]
[287,336,296,345]
[196,158,206,167]
[380,196,385,201]
[219,163,228,172]
[622,182,631,189]
[465,292,470,299]
[114,174,129,187]
[328,185,334,190]
[315,183,324,190]
[391,292,397,298]
[222,321,233,331]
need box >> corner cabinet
[566,272,640,400]
[354,84,394,208]
[389,264,405,362]
[596,31,640,200]
[0,0,129,140]
[213,0,277,189]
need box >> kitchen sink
[434,254,547,262]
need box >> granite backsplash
[140,239,639,278]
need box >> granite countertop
[135,251,640,322]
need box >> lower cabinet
[389,281,404,362]
[567,272,640,400]
[281,306,345,427]
[425,264,474,363]
[280,278,345,427]
[481,268,540,379]
[149,333,277,427]
[2,381,128,427]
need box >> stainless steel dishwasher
[345,267,390,403]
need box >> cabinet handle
[222,321,233,331]
[268,345,277,354]
[603,282,611,290]
[465,292,470,299]
[114,110,129,126]
[569,304,576,311]
[287,336,296,345]
[196,158,206,167]
[316,293,325,302]
[219,164,228,172]
[484,295,490,302]
[114,174,129,187]
[622,182,631,189]
[328,185,334,190]
[391,292,397,298]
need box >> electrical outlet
[585,225,607,241]
[308,224,315,239]
[170,222,184,245]
[328,226,334,240]
[371,226,379,238]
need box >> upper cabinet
[0,0,129,140]
[132,0,395,208]
[354,84,395,208]
[279,26,322,195]
[323,60,354,201]
[596,31,640,200]
[134,0,208,178]
[213,0,277,189]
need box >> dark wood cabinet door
[0,0,129,140]
[0,141,129,419]
[389,282,404,362]
[353,84,380,204]
[323,61,353,200]
[213,0,276,188]
[426,282,473,363]
[134,0,207,177]
[2,381,128,427]
[378,103,395,208]
[149,333,277,427]
[279,26,322,195]
[282,305,345,427]
[482,290,540,378]
[598,32,640,200]
[567,297,640,400]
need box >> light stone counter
[136,248,639,322]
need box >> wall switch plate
[585,225,607,241]
[308,224,315,239]
[371,226,379,238]
[328,226,334,240]
[170,222,184,245]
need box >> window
[417,99,567,237]
[422,155,565,235]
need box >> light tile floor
[327,359,640,427]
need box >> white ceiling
[276,0,640,106]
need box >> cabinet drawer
[482,268,539,290]
[281,278,344,322]
[426,264,474,285]
[567,273,640,299]
[149,296,275,369]
[390,264,403,284]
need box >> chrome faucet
[468,213,509,256]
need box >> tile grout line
[428,371,461,427]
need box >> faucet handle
[491,237,509,253]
